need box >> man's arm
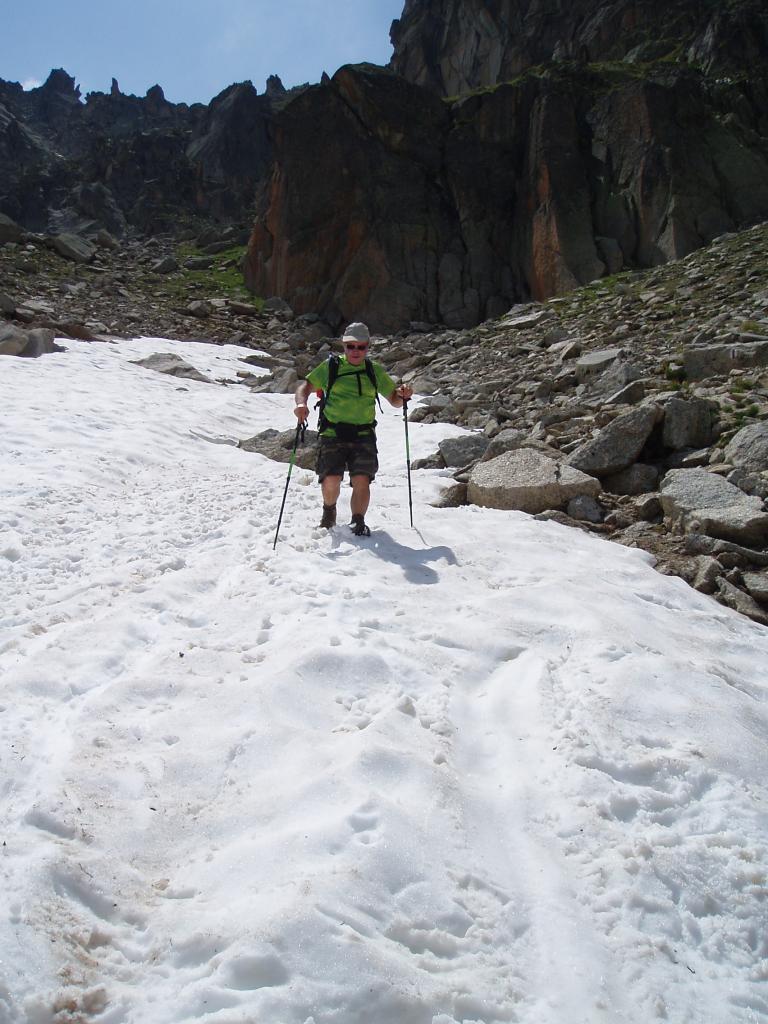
[294,380,312,421]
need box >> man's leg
[349,475,371,517]
[321,475,342,508]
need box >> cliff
[245,59,768,331]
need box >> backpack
[316,354,383,437]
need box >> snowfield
[1,337,767,1024]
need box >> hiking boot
[349,513,371,537]
[319,503,337,529]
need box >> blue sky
[2,0,406,104]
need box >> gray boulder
[187,300,212,319]
[21,329,61,358]
[438,433,489,467]
[660,469,768,546]
[684,341,768,380]
[238,428,318,470]
[0,291,17,314]
[725,422,768,473]
[567,406,658,478]
[575,348,621,384]
[130,352,214,384]
[468,449,601,514]
[152,256,179,274]
[662,397,719,450]
[0,324,30,356]
[51,233,96,264]
[0,325,62,358]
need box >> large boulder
[566,406,658,478]
[468,449,601,514]
[0,325,62,357]
[683,341,768,380]
[238,428,319,470]
[661,397,719,450]
[660,469,768,545]
[724,422,768,473]
[51,233,96,264]
[0,324,29,356]
[130,352,214,384]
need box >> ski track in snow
[1,338,767,1024]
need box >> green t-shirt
[307,356,396,437]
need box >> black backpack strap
[316,354,340,431]
[364,357,383,413]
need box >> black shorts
[316,437,379,482]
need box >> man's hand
[396,384,414,402]
[294,402,309,422]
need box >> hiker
[293,322,413,536]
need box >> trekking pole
[272,419,307,549]
[402,397,414,528]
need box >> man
[294,322,413,536]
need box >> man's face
[344,340,368,366]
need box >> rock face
[246,56,768,330]
[0,69,282,236]
[389,0,768,96]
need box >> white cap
[342,322,370,344]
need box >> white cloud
[21,78,42,91]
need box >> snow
[1,336,767,1024]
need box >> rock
[567,406,658,478]
[238,428,318,470]
[0,291,16,314]
[661,397,719,450]
[498,308,552,329]
[724,422,768,473]
[468,449,601,514]
[187,300,212,319]
[743,571,768,603]
[228,300,261,316]
[438,433,489,467]
[684,341,768,380]
[660,469,768,545]
[152,256,179,274]
[716,578,768,626]
[602,463,659,496]
[693,556,722,594]
[50,233,96,263]
[431,482,468,508]
[0,325,62,357]
[183,257,215,271]
[130,352,214,383]
[481,428,529,460]
[0,212,23,244]
[606,380,645,405]
[727,467,768,500]
[566,495,604,523]
[635,494,662,521]
[262,297,294,316]
[21,328,61,357]
[0,324,31,356]
[575,348,622,384]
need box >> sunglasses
[344,343,368,352]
